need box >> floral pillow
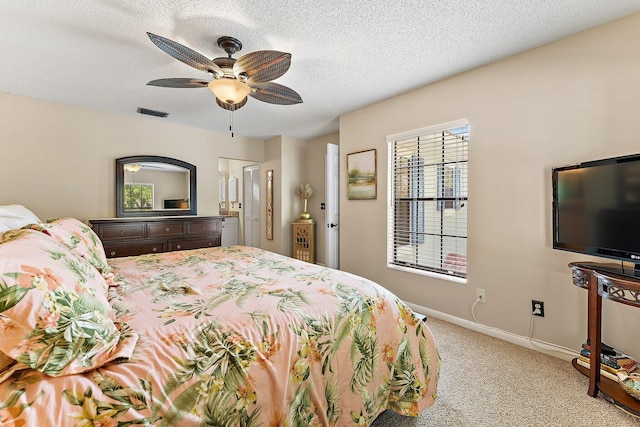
[0,229,136,377]
[29,217,111,275]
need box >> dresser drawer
[186,219,220,235]
[97,223,145,240]
[90,216,223,257]
[148,221,184,237]
[104,241,164,258]
[168,236,221,251]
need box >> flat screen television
[552,153,640,275]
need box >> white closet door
[243,164,261,247]
[325,143,340,269]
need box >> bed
[0,214,439,426]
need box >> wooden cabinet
[292,220,315,263]
[570,262,640,415]
[90,216,223,258]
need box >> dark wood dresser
[90,216,223,258]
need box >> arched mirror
[116,156,197,217]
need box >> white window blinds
[387,120,468,278]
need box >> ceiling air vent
[137,107,168,118]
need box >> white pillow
[0,205,41,232]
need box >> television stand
[569,262,640,415]
[577,262,640,279]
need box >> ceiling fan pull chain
[230,110,234,138]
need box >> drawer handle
[110,251,116,256]
[119,230,124,234]
[152,247,158,252]
[208,242,212,246]
[176,244,181,249]
[164,227,170,232]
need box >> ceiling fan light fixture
[208,78,251,104]
[146,32,302,113]
[216,97,248,111]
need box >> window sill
[387,263,467,285]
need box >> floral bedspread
[0,246,439,426]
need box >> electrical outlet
[476,288,486,303]
[532,300,545,317]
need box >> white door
[325,143,340,269]
[243,164,261,247]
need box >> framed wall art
[347,149,376,200]
[266,170,273,240]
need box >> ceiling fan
[146,32,303,111]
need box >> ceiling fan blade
[147,32,223,76]
[147,78,209,88]
[234,51,291,83]
[249,82,302,105]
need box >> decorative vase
[300,198,311,220]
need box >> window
[124,183,154,210]
[387,120,468,279]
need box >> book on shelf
[575,358,620,382]
[577,354,636,376]
[579,346,637,373]
[582,341,636,364]
[582,340,617,356]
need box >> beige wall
[261,137,282,254]
[0,94,264,221]
[281,136,308,256]
[339,13,640,356]
[261,136,307,255]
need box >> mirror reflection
[124,162,189,210]
[116,156,197,217]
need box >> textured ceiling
[2,1,640,140]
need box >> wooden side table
[569,262,640,415]
[292,220,315,263]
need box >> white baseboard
[405,301,578,362]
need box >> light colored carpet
[371,316,638,426]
